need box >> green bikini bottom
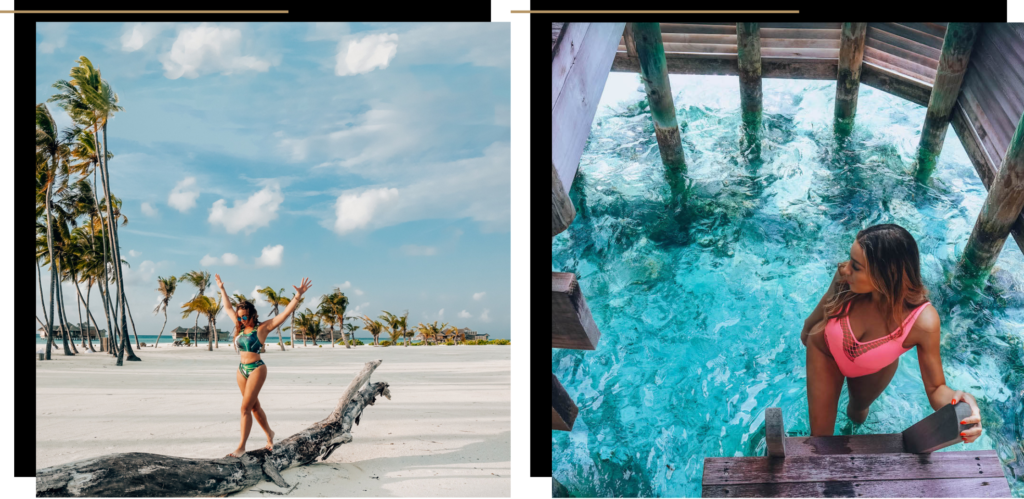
[238,360,266,379]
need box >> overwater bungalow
[169,326,231,341]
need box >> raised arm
[215,274,238,324]
[913,305,983,443]
[801,265,845,346]
[262,278,312,332]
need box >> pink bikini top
[823,300,931,378]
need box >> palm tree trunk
[71,273,90,351]
[44,181,70,357]
[290,311,296,348]
[207,317,213,351]
[57,276,79,354]
[155,304,169,349]
[340,316,351,349]
[36,259,48,325]
[99,122,136,364]
[79,281,98,352]
[124,295,141,349]
[274,305,285,351]
[90,170,117,356]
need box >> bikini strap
[894,301,931,339]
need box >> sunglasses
[237,316,249,321]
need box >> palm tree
[180,295,220,350]
[396,311,410,347]
[257,287,288,351]
[379,311,404,345]
[179,271,211,347]
[445,325,465,345]
[318,305,338,348]
[36,104,70,359]
[343,323,360,345]
[286,293,304,348]
[153,276,177,348]
[360,316,385,346]
[319,289,350,349]
[204,296,223,351]
[50,56,132,365]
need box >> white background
[5,2,1023,498]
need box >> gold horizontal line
[511,10,800,14]
[0,10,288,13]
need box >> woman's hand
[293,277,312,297]
[215,274,225,290]
[952,390,983,444]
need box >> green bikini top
[236,324,262,353]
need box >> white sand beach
[35,343,511,497]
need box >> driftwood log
[37,360,390,497]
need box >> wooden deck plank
[871,22,945,51]
[866,25,942,61]
[864,35,939,71]
[760,27,840,41]
[783,434,905,456]
[702,476,1011,498]
[702,451,1004,485]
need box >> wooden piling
[736,23,762,124]
[959,109,1024,276]
[552,374,579,431]
[552,161,576,238]
[633,22,685,169]
[834,22,867,122]
[916,23,980,180]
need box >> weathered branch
[37,360,390,497]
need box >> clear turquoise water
[552,74,1024,497]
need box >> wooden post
[959,109,1024,277]
[765,407,786,457]
[552,272,600,350]
[633,22,685,169]
[552,373,579,431]
[834,22,867,122]
[552,161,576,238]
[916,23,980,181]
[736,23,762,124]
[623,22,638,60]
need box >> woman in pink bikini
[801,224,984,441]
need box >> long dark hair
[825,224,929,338]
[233,300,260,338]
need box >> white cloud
[250,286,269,308]
[333,187,399,235]
[304,23,351,42]
[353,289,364,296]
[438,308,444,319]
[208,182,284,235]
[335,33,398,76]
[37,23,70,54]
[128,250,141,258]
[391,23,509,68]
[141,202,158,217]
[351,302,371,315]
[161,23,273,79]
[120,260,159,287]
[473,291,486,301]
[336,281,352,290]
[255,245,284,267]
[458,310,471,319]
[401,244,437,256]
[199,252,239,267]
[327,142,510,234]
[168,177,200,212]
[480,309,491,322]
[121,22,171,52]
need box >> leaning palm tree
[203,296,222,351]
[257,287,288,351]
[396,312,410,347]
[152,276,177,348]
[36,104,71,359]
[179,270,211,347]
[51,56,133,364]
[180,295,219,350]
[318,306,338,348]
[360,316,384,346]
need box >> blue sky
[36,22,511,339]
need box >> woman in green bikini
[216,273,312,458]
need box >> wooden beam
[633,22,686,169]
[623,22,638,59]
[702,476,1012,498]
[736,23,762,123]
[835,22,868,121]
[959,107,1024,276]
[949,102,1024,255]
[552,161,576,237]
[916,23,981,180]
[552,272,600,350]
[552,373,579,431]
[861,61,932,107]
[764,407,785,457]
[552,22,626,192]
